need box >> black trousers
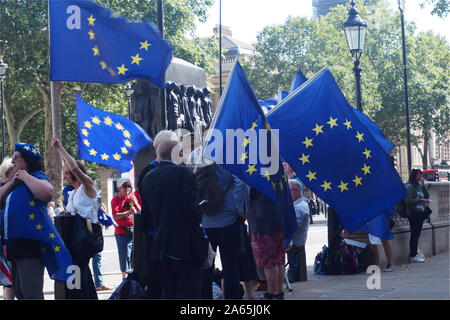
[407,210,425,257]
[155,257,202,299]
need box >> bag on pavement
[333,239,360,274]
[314,245,336,275]
[109,272,146,300]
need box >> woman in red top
[111,177,141,279]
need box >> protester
[369,234,394,272]
[137,129,178,298]
[286,179,310,282]
[247,188,285,300]
[111,177,139,279]
[141,140,203,299]
[405,168,430,263]
[52,137,99,299]
[200,164,246,300]
[92,203,113,291]
[0,143,53,299]
[0,157,15,300]
[48,201,56,222]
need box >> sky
[195,0,449,44]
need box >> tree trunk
[44,82,63,205]
[423,134,430,170]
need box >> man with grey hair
[286,178,310,282]
[141,138,204,299]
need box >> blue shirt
[202,165,244,229]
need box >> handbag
[423,206,432,218]
[70,194,103,259]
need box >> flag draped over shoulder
[49,0,173,87]
[3,171,73,282]
[266,67,406,233]
[203,61,296,242]
[76,95,153,172]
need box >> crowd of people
[0,130,432,300]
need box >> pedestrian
[0,157,15,300]
[52,137,99,299]
[111,176,140,279]
[247,188,285,300]
[0,143,53,299]
[92,203,113,292]
[286,179,310,282]
[141,139,204,299]
[48,201,56,222]
[405,168,430,263]
[199,163,247,300]
[136,129,178,299]
[368,234,394,272]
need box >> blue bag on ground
[109,272,146,299]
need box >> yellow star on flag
[327,116,338,128]
[321,180,332,192]
[104,117,113,126]
[89,149,97,156]
[87,15,96,26]
[302,137,314,149]
[131,53,143,65]
[355,131,365,142]
[54,246,61,253]
[362,148,372,159]
[278,180,284,190]
[100,61,107,69]
[361,164,371,175]
[49,233,56,240]
[123,130,131,139]
[343,119,352,130]
[117,64,128,75]
[240,152,248,163]
[29,200,35,207]
[312,124,324,136]
[28,213,35,220]
[101,153,110,161]
[353,175,363,187]
[271,181,277,191]
[113,153,121,161]
[124,140,132,148]
[36,224,43,231]
[92,46,100,56]
[32,148,38,155]
[92,116,101,125]
[338,181,349,192]
[83,139,90,147]
[262,170,271,182]
[88,30,95,40]
[84,121,92,129]
[250,121,258,131]
[243,137,250,148]
[246,164,257,175]
[81,129,89,137]
[140,40,151,51]
[305,170,317,181]
[115,122,124,130]
[299,153,310,165]
[24,145,30,150]
[121,147,128,155]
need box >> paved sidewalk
[285,250,450,300]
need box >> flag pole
[48,0,56,138]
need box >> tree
[420,0,449,18]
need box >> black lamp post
[398,0,412,173]
[124,84,134,119]
[0,56,8,161]
[343,0,367,112]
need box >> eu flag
[266,67,406,233]
[203,61,297,243]
[3,171,73,282]
[76,95,152,172]
[49,0,173,87]
[289,68,308,93]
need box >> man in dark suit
[141,139,205,299]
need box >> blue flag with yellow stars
[203,61,297,243]
[3,171,73,282]
[266,67,407,233]
[76,95,153,172]
[49,0,173,87]
[289,68,308,93]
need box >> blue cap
[14,143,42,160]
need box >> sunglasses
[122,184,131,188]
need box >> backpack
[194,163,233,215]
[314,245,336,275]
[333,239,360,274]
[109,272,146,300]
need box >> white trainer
[410,254,425,263]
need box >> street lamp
[398,0,412,173]
[343,0,367,112]
[124,84,134,119]
[0,56,8,161]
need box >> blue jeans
[91,252,102,288]
[115,234,133,273]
